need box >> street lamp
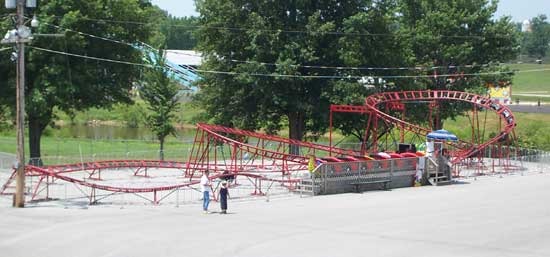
[2,0,38,208]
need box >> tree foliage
[161,16,198,50]
[396,0,519,128]
[523,15,550,59]
[141,47,180,160]
[195,0,408,148]
[0,0,157,163]
[195,0,519,145]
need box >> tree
[161,16,199,50]
[195,0,408,153]
[397,0,519,129]
[524,15,550,59]
[195,0,519,148]
[0,0,157,165]
[141,47,181,160]
[0,5,16,126]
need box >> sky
[151,0,550,22]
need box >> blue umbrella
[427,129,458,141]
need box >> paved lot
[1,170,549,257]
[509,104,550,113]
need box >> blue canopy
[427,129,458,141]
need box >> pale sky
[151,0,550,22]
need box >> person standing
[218,180,230,214]
[201,170,211,214]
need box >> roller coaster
[1,90,520,204]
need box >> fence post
[390,159,394,179]
[176,188,179,208]
[323,165,327,194]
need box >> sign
[486,81,512,105]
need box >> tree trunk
[288,112,304,155]
[159,137,165,161]
[433,116,444,130]
[28,118,46,166]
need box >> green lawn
[443,112,550,150]
[509,63,550,93]
[0,136,194,165]
[2,110,549,166]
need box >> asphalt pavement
[1,170,549,257]
[508,104,550,113]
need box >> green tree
[397,0,519,128]
[329,0,411,142]
[141,47,180,160]
[0,6,16,124]
[161,16,198,50]
[195,0,518,148]
[524,15,550,59]
[0,0,156,164]
[195,0,407,153]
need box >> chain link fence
[0,136,196,167]
[0,152,15,170]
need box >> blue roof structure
[136,43,200,92]
[427,129,458,141]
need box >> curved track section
[1,160,300,204]
[198,123,360,163]
[185,123,361,175]
[364,90,516,163]
[1,90,518,204]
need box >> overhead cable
[39,20,504,72]
[31,46,548,80]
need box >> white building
[165,50,202,67]
[522,19,532,33]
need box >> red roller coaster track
[1,90,517,204]
[362,90,516,164]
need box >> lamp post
[2,0,37,207]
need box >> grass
[510,95,549,104]
[508,63,550,93]
[1,110,549,165]
[363,111,550,152]
[443,112,550,150]
[0,135,195,165]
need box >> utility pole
[3,0,36,207]
[14,0,27,208]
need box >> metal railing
[310,158,417,194]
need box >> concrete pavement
[1,170,549,257]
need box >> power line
[30,46,152,68]
[168,50,492,71]
[39,20,499,72]
[40,21,136,48]
[30,46,550,80]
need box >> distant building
[163,50,202,97]
[165,50,202,67]
[522,19,532,33]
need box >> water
[48,124,196,140]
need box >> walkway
[1,170,549,257]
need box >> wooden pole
[14,0,26,208]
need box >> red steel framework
[329,90,518,169]
[1,90,520,204]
